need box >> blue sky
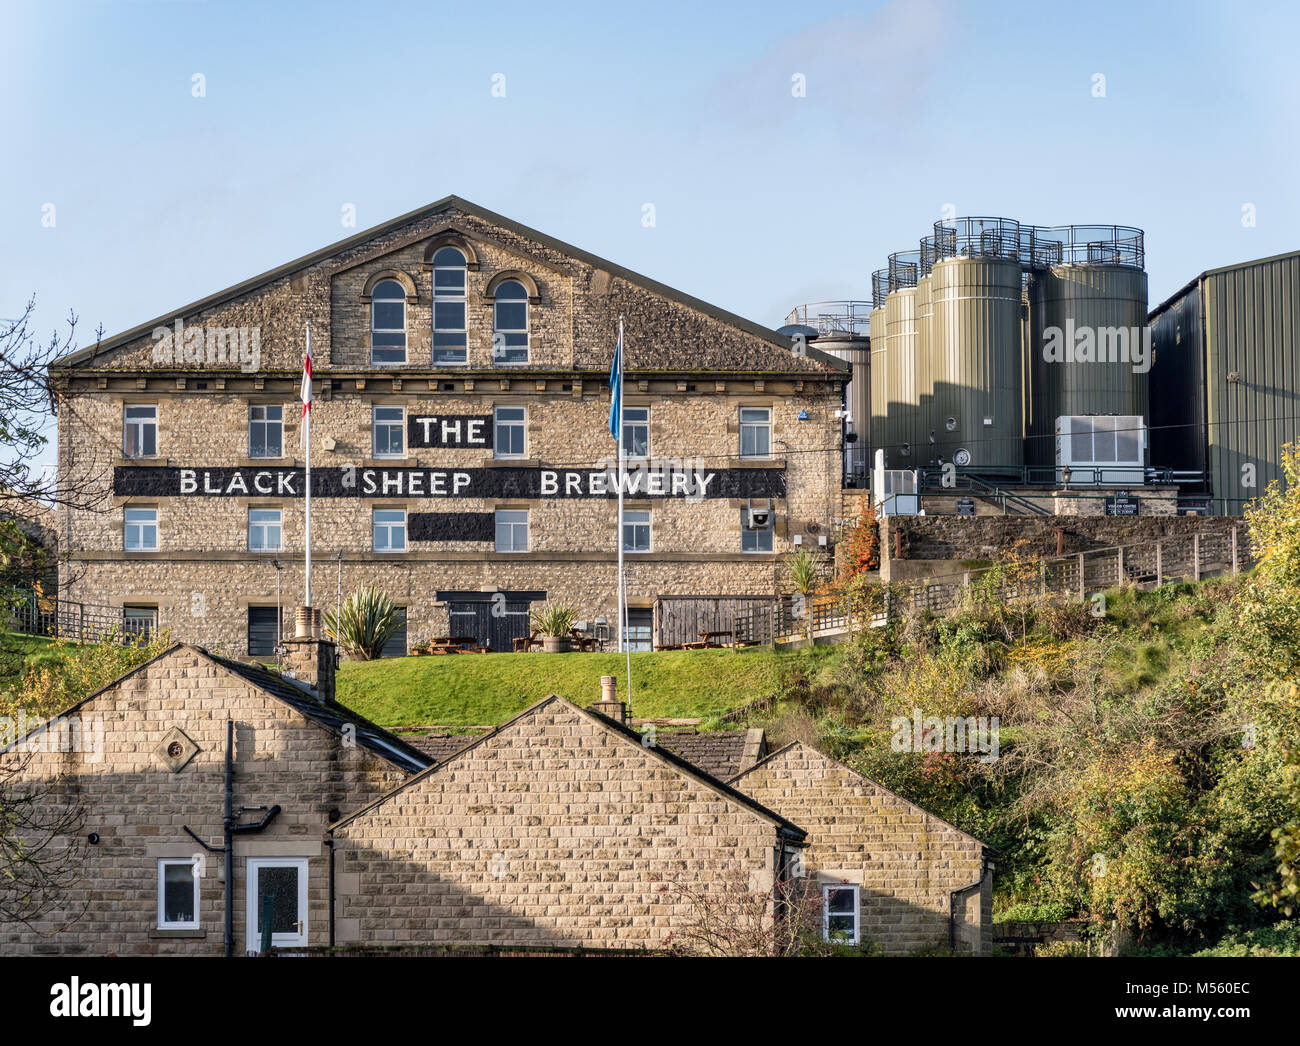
[3,0,1298,359]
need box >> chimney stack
[280,605,337,704]
[590,675,627,724]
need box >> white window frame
[124,507,158,551]
[157,857,200,930]
[492,280,530,365]
[370,279,408,365]
[493,406,527,460]
[622,508,651,553]
[123,404,158,458]
[822,883,860,945]
[373,508,407,553]
[372,405,406,459]
[622,406,650,460]
[432,247,468,366]
[248,404,284,459]
[248,508,283,552]
[495,509,529,553]
[739,406,772,460]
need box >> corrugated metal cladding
[1149,282,1206,477]
[1202,252,1300,513]
[869,305,887,464]
[815,332,870,482]
[885,288,919,466]
[915,275,935,465]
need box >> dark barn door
[437,590,546,652]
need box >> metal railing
[8,592,151,644]
[734,527,1249,644]
[783,301,872,338]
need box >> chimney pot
[592,676,627,724]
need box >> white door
[246,857,309,953]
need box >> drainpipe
[224,718,234,957]
[327,834,336,949]
[948,850,992,955]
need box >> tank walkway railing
[783,301,872,337]
[913,469,1052,515]
[731,527,1250,645]
[914,465,1205,489]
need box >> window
[822,884,860,945]
[492,280,529,364]
[622,406,649,459]
[248,508,282,552]
[372,406,406,458]
[247,606,280,657]
[373,508,407,552]
[493,406,526,459]
[622,607,653,652]
[741,506,773,553]
[123,605,158,641]
[380,608,407,658]
[158,858,200,930]
[495,509,529,553]
[124,507,158,551]
[739,406,771,459]
[124,405,157,458]
[432,247,468,365]
[370,279,407,364]
[623,509,651,552]
[248,405,283,458]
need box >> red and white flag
[299,328,312,452]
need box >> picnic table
[682,630,733,649]
[427,636,489,654]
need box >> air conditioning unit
[1055,415,1146,486]
[746,498,771,529]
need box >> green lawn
[336,646,818,728]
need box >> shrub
[324,587,403,660]
[530,603,579,637]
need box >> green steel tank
[928,255,1024,473]
[869,303,888,465]
[884,286,920,467]
[1025,258,1149,468]
[915,274,935,466]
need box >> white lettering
[180,469,197,494]
[277,472,296,495]
[253,471,272,495]
[453,472,470,494]
[565,472,581,495]
[541,470,558,496]
[362,470,377,494]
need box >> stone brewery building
[51,196,847,655]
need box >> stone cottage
[729,741,994,955]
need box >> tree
[786,546,824,646]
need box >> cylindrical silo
[928,256,1024,474]
[869,305,888,466]
[915,274,935,467]
[1025,264,1149,468]
[815,328,871,484]
[885,287,919,467]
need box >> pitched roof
[396,731,483,763]
[728,740,990,851]
[331,695,805,840]
[0,643,431,775]
[52,194,848,374]
[206,652,431,773]
[656,729,765,780]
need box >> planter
[542,636,572,653]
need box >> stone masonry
[730,742,993,956]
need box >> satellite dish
[777,324,819,340]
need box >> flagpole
[616,316,625,657]
[304,322,312,610]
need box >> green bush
[324,586,403,660]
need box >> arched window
[492,280,529,364]
[432,247,467,365]
[370,279,407,365]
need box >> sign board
[1105,494,1139,516]
[955,497,976,517]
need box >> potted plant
[531,603,579,653]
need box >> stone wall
[332,698,789,951]
[886,513,1246,563]
[0,646,408,956]
[731,742,992,956]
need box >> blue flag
[608,326,622,439]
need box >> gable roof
[331,694,805,840]
[0,643,430,775]
[656,729,764,780]
[728,740,989,850]
[52,194,848,373]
